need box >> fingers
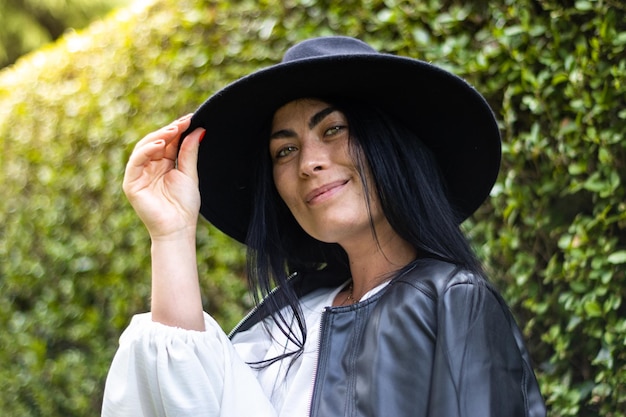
[123,114,196,189]
[132,114,194,153]
[122,141,162,199]
[177,128,205,183]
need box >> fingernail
[198,130,206,143]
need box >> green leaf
[574,1,593,11]
[613,32,626,46]
[584,300,603,317]
[608,250,626,265]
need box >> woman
[102,36,546,416]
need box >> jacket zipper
[308,306,330,417]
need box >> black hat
[184,36,501,244]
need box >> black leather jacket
[230,259,546,417]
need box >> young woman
[102,36,546,417]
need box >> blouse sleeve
[101,312,278,417]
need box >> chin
[303,221,368,245]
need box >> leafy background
[0,0,624,416]
[0,0,130,69]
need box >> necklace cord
[340,282,355,306]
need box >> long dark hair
[245,98,484,365]
[337,98,484,274]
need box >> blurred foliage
[0,0,624,416]
[0,0,130,69]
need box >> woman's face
[269,98,386,246]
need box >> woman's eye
[276,145,297,158]
[324,125,346,136]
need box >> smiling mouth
[306,180,349,204]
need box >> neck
[340,225,417,301]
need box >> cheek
[272,166,294,207]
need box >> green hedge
[0,0,129,69]
[0,0,624,416]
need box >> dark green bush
[0,0,130,69]
[0,0,624,415]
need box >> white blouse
[101,281,388,417]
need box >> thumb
[177,128,204,183]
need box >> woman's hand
[124,115,207,330]
[123,115,206,240]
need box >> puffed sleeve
[101,312,278,417]
[427,282,546,417]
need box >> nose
[299,140,328,177]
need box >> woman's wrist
[150,231,205,331]
[149,225,197,244]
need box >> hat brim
[184,53,501,244]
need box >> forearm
[150,230,205,331]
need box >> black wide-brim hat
[183,36,501,244]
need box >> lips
[306,180,349,204]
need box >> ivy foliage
[0,0,624,416]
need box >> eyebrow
[309,106,337,130]
[270,106,338,140]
